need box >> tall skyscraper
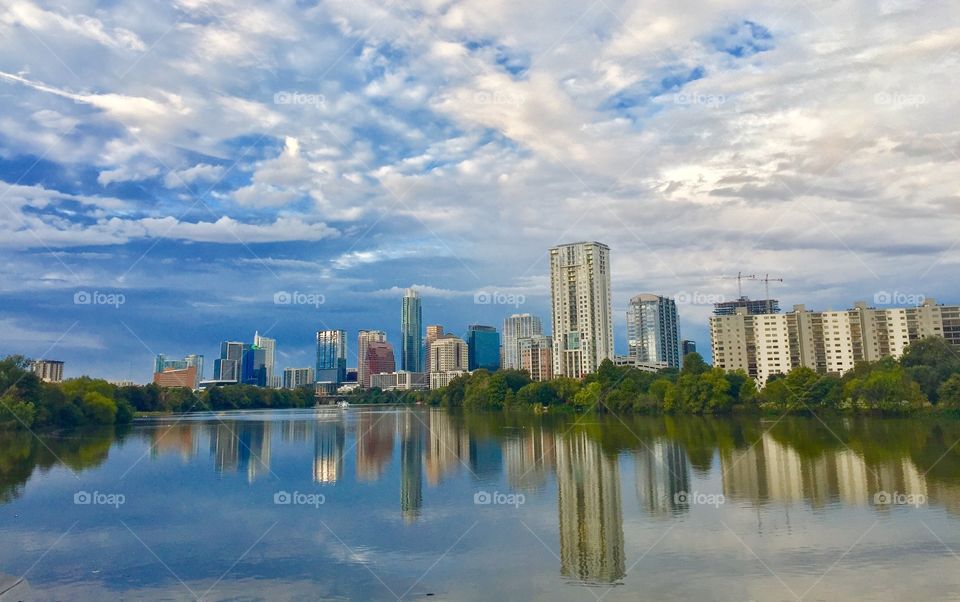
[549,241,614,378]
[401,288,423,372]
[184,354,204,383]
[214,341,244,381]
[283,367,314,389]
[240,344,267,386]
[502,313,544,370]
[425,325,444,360]
[253,332,276,388]
[626,294,681,369]
[357,330,387,388]
[466,325,500,371]
[316,330,347,384]
[428,334,469,389]
[364,341,396,386]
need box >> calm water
[3,407,960,600]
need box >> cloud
[164,163,227,188]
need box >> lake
[2,407,960,600]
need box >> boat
[337,400,350,409]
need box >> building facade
[401,288,423,372]
[357,330,387,388]
[370,371,429,391]
[425,325,444,363]
[466,325,500,371]
[502,314,543,370]
[626,294,681,369]
[711,298,960,384]
[316,329,347,384]
[428,334,469,389]
[253,332,276,388]
[240,345,267,386]
[154,366,197,389]
[681,340,697,356]
[713,296,781,316]
[283,367,315,389]
[519,335,553,381]
[549,242,614,378]
[31,359,64,383]
[214,341,244,381]
[364,341,397,386]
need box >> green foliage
[938,374,960,409]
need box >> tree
[681,352,709,376]
[900,337,960,403]
[938,374,960,409]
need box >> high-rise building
[425,325,444,360]
[519,335,553,381]
[502,314,543,370]
[711,298,960,385]
[253,332,276,388]
[549,242,614,378]
[240,345,267,386]
[365,341,396,386]
[316,330,347,384]
[401,288,423,372]
[713,296,780,316]
[31,359,64,383]
[184,354,204,383]
[357,330,387,388]
[214,341,244,381]
[466,325,500,371]
[681,340,697,356]
[283,367,314,389]
[428,334,469,389]
[626,294,681,369]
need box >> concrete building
[428,334,469,389]
[401,288,423,372]
[518,335,553,381]
[626,294,681,369]
[357,330,387,388]
[370,371,428,391]
[31,359,64,383]
[711,298,960,384]
[429,370,468,389]
[550,242,614,378]
[502,314,544,370]
[283,367,314,389]
[153,366,197,389]
[425,325,444,363]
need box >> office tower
[184,354,204,383]
[519,334,553,381]
[357,330,387,388]
[626,294,681,369]
[549,242,614,377]
[316,329,347,384]
[214,341,244,381]
[253,332,276,387]
[466,325,500,371]
[556,431,625,583]
[155,354,203,388]
[30,359,64,383]
[365,341,397,385]
[240,344,267,386]
[283,367,315,389]
[713,296,780,316]
[502,314,543,370]
[425,325,444,359]
[401,288,423,372]
[428,334,469,389]
[710,298,960,385]
[682,340,697,356]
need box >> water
[2,407,960,600]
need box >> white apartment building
[428,334,469,390]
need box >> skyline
[2,0,958,382]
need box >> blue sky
[1,0,957,381]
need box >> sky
[0,0,958,382]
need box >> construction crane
[756,274,784,314]
[719,271,757,298]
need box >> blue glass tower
[467,325,500,371]
[401,288,423,372]
[316,329,347,384]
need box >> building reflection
[424,409,470,486]
[150,423,198,460]
[314,418,345,484]
[209,421,271,482]
[556,431,625,584]
[634,440,690,515]
[720,432,929,508]
[399,411,424,523]
[355,411,396,482]
[503,426,556,492]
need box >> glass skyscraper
[316,330,347,384]
[466,325,500,371]
[626,294,681,369]
[240,344,267,386]
[401,288,423,372]
[502,313,544,370]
